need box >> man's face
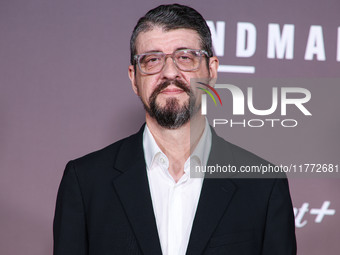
[128,27,218,129]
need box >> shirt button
[160,157,165,164]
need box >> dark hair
[130,4,213,65]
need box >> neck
[146,114,205,182]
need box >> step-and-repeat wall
[1,0,339,254]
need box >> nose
[161,56,180,79]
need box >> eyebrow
[140,47,194,54]
[140,50,163,54]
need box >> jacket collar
[112,124,163,254]
[186,128,236,254]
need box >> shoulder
[66,125,145,176]
[226,138,270,165]
[211,130,270,165]
[209,129,285,178]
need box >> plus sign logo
[294,201,336,228]
[310,201,336,223]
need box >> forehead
[135,27,201,54]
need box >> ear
[208,56,219,79]
[128,65,138,95]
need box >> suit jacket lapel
[186,130,237,255]
[112,126,162,254]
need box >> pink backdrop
[1,0,339,254]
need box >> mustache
[149,79,191,102]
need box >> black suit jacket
[53,125,296,255]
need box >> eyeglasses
[134,49,209,75]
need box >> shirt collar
[143,119,212,172]
[143,124,164,171]
[190,118,212,167]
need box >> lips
[160,85,185,95]
[149,79,191,103]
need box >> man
[53,4,296,255]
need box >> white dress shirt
[143,120,211,255]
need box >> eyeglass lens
[138,50,203,74]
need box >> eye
[141,55,162,65]
[148,57,160,63]
[177,53,195,62]
[179,55,191,60]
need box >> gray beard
[138,79,199,129]
[146,96,192,129]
